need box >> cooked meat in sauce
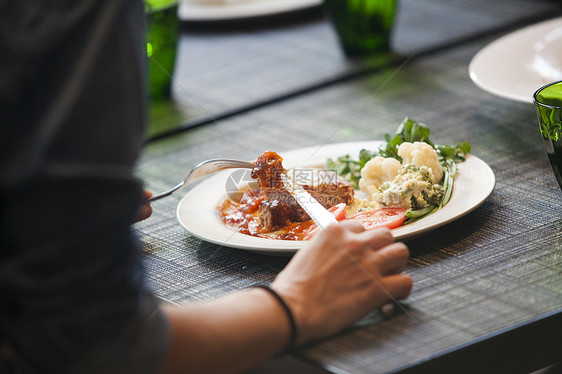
[250,151,285,191]
[217,151,354,239]
[258,169,353,231]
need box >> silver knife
[280,171,338,229]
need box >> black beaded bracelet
[255,285,298,354]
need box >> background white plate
[179,0,321,21]
[469,17,562,103]
[177,142,496,254]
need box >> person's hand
[136,190,153,222]
[271,221,412,344]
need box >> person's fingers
[337,220,365,233]
[311,221,364,251]
[135,190,153,222]
[371,242,410,275]
[379,273,413,300]
[136,203,153,222]
[357,227,394,250]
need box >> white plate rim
[176,141,496,254]
[179,0,322,21]
[469,16,562,103]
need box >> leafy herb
[376,117,471,163]
[326,154,363,189]
[378,117,433,160]
[436,142,471,163]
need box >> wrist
[268,283,319,346]
[254,285,298,354]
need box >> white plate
[179,0,321,21]
[177,142,495,254]
[469,17,562,103]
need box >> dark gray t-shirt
[0,1,169,373]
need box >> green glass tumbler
[324,0,397,57]
[534,80,562,190]
[145,0,179,101]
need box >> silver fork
[147,158,255,202]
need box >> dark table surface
[135,0,562,373]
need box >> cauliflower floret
[375,164,444,210]
[359,156,401,196]
[398,142,443,184]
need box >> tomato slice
[305,203,348,239]
[347,207,406,230]
[327,203,347,221]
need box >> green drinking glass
[324,0,397,57]
[534,80,562,190]
[145,0,179,101]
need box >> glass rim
[533,79,562,109]
[145,0,178,13]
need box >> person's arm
[160,288,292,374]
[158,222,412,374]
